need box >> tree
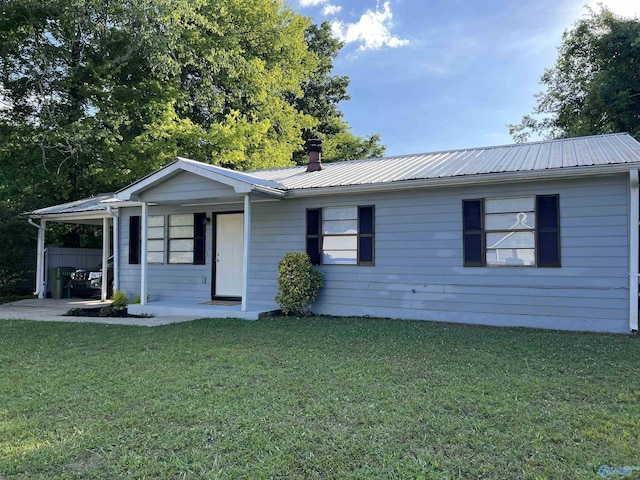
[509,7,640,143]
[0,0,317,202]
[290,21,385,164]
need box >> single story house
[28,133,640,333]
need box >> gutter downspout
[629,169,639,333]
[28,218,46,298]
[106,207,120,293]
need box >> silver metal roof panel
[250,133,640,190]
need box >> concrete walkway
[0,298,204,327]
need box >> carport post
[140,202,148,306]
[101,217,110,301]
[241,194,251,312]
[29,219,46,299]
[107,206,119,292]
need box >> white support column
[31,219,46,298]
[111,209,120,292]
[141,202,148,306]
[241,194,251,312]
[629,169,639,332]
[101,217,110,301]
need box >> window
[463,195,560,267]
[147,215,165,264]
[306,206,374,265]
[128,213,207,265]
[166,213,206,264]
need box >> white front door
[215,213,244,297]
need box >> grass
[0,316,638,479]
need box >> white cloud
[330,1,409,51]
[322,4,342,16]
[299,0,327,7]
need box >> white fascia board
[283,163,640,198]
[179,161,284,196]
[27,211,109,224]
[116,159,285,200]
[115,161,183,200]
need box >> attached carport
[27,194,117,301]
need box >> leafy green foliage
[275,252,323,315]
[510,7,640,142]
[0,318,638,478]
[111,290,128,309]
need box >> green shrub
[129,293,150,304]
[99,305,114,317]
[66,308,83,316]
[275,252,322,316]
[111,290,128,309]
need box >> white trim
[241,195,251,312]
[629,169,639,332]
[28,211,110,224]
[107,206,120,292]
[28,219,46,298]
[141,202,148,306]
[115,159,284,201]
[101,217,110,301]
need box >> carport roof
[28,193,114,224]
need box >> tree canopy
[509,7,640,143]
[0,0,385,294]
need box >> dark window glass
[129,216,140,265]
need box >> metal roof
[27,133,640,218]
[29,193,114,217]
[249,133,640,190]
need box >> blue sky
[295,0,640,156]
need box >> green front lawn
[0,317,638,479]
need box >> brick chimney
[306,138,323,172]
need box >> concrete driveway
[0,298,202,326]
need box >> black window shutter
[463,200,484,267]
[194,213,207,265]
[306,209,321,265]
[536,195,560,267]
[129,215,141,265]
[358,206,375,265]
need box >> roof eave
[27,210,110,223]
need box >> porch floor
[0,298,279,326]
[127,300,280,321]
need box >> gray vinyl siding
[118,203,243,302]
[139,171,237,203]
[247,174,630,333]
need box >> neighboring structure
[28,133,640,333]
